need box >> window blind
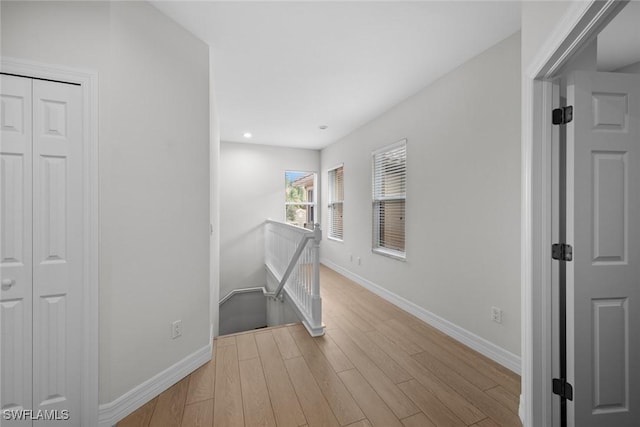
[372,140,406,256]
[328,165,344,240]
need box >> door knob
[1,278,15,288]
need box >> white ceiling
[152,1,521,149]
[598,1,640,71]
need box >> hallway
[119,265,521,427]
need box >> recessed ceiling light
[243,132,252,139]
[319,125,328,130]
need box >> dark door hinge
[552,243,573,261]
[552,106,573,125]
[552,378,574,401]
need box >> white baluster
[264,220,324,336]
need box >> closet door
[1,75,83,425]
[32,80,82,422]
[1,74,34,426]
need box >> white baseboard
[98,342,212,427]
[321,258,521,374]
[519,393,525,424]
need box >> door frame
[521,1,629,426]
[1,57,99,426]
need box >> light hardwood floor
[118,265,522,427]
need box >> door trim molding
[1,57,100,426]
[522,1,629,426]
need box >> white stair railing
[264,220,324,336]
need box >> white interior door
[1,74,83,425]
[566,71,640,426]
[31,78,83,423]
[1,74,34,427]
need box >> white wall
[219,142,320,299]
[320,32,522,356]
[1,0,213,404]
[210,49,221,337]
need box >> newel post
[311,223,323,330]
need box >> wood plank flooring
[118,265,522,427]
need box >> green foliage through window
[285,171,316,228]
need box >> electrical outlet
[491,307,502,324]
[357,257,361,265]
[171,320,182,339]
[349,253,353,262]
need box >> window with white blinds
[372,140,406,258]
[328,165,344,240]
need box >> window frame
[327,164,344,242]
[284,170,317,229]
[371,139,407,260]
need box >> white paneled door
[1,74,83,425]
[567,71,640,426]
[1,73,33,427]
